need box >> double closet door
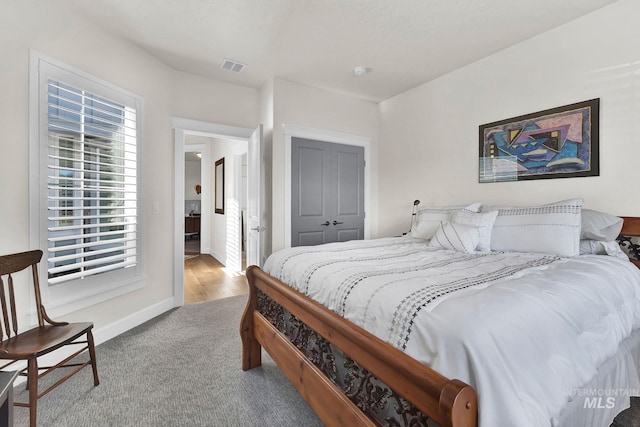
[291,137,365,247]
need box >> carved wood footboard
[240,265,478,427]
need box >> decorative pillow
[581,209,624,241]
[579,239,629,261]
[451,210,498,252]
[411,203,481,240]
[428,222,480,253]
[481,198,583,257]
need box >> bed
[240,201,640,427]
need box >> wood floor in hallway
[184,254,249,303]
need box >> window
[30,53,144,314]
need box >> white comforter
[263,237,640,427]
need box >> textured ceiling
[62,0,618,102]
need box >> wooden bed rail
[240,265,478,427]
[621,216,640,236]
[620,216,640,269]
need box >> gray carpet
[13,295,323,427]
[611,397,640,426]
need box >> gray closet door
[291,137,364,247]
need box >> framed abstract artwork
[479,98,599,182]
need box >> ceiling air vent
[220,58,246,73]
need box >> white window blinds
[46,79,138,285]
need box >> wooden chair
[0,250,99,426]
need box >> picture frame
[215,157,225,214]
[479,98,599,182]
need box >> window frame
[29,51,145,317]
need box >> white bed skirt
[557,327,640,427]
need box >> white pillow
[451,210,498,252]
[579,239,629,261]
[411,203,481,240]
[428,222,480,254]
[581,209,624,241]
[481,198,583,257]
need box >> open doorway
[173,119,261,307]
[182,135,248,304]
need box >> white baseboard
[208,248,226,265]
[12,297,176,386]
[92,297,175,344]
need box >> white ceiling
[63,0,618,102]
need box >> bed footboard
[240,265,478,427]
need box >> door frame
[283,124,371,248]
[172,117,254,307]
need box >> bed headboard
[620,216,640,269]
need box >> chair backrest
[0,250,44,340]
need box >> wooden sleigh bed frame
[240,216,640,427]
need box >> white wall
[378,0,640,237]
[171,70,259,129]
[185,160,202,207]
[271,78,380,252]
[209,139,248,269]
[1,1,259,331]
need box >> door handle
[332,220,344,226]
[321,221,330,226]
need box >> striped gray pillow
[451,210,498,252]
[428,222,480,253]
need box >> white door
[246,125,263,267]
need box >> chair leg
[87,330,100,386]
[27,358,38,427]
